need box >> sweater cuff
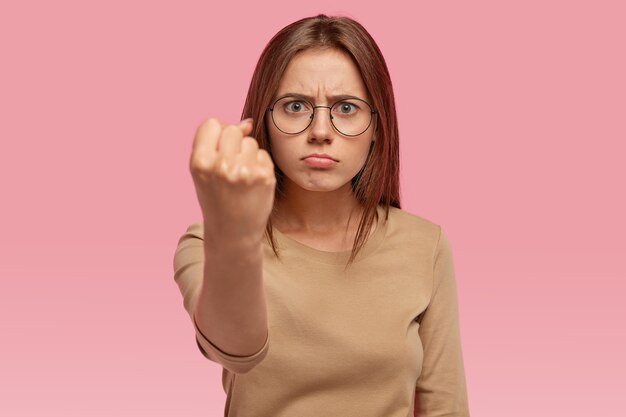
[193,312,270,374]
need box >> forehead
[276,48,369,100]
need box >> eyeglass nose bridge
[307,104,335,124]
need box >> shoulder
[178,221,204,241]
[385,206,442,239]
[381,206,445,261]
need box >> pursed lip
[301,153,339,162]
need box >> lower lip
[303,157,338,168]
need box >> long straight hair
[240,14,401,268]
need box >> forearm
[193,230,269,357]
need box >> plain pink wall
[1,1,624,416]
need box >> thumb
[239,118,254,136]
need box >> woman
[173,14,470,417]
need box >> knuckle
[198,117,218,135]
[252,167,275,183]
[238,165,250,179]
[190,153,217,173]
[193,118,220,147]
[222,124,243,137]
[242,136,258,147]
[258,150,275,167]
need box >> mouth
[301,154,339,168]
[301,153,339,162]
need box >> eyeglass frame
[265,94,378,137]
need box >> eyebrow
[276,92,369,103]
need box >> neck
[271,181,364,235]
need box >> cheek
[267,136,293,173]
[352,142,374,169]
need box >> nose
[308,106,333,143]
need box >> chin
[296,178,353,193]
[279,168,357,194]
[302,186,342,193]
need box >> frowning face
[266,48,376,196]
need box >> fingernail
[240,117,253,125]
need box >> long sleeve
[415,227,470,416]
[172,223,269,374]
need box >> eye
[283,100,310,113]
[333,101,360,115]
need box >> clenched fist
[190,117,276,246]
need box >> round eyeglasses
[267,95,377,137]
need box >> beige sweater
[173,205,469,416]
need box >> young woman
[174,14,470,417]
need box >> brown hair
[240,14,401,268]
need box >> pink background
[1,0,624,416]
